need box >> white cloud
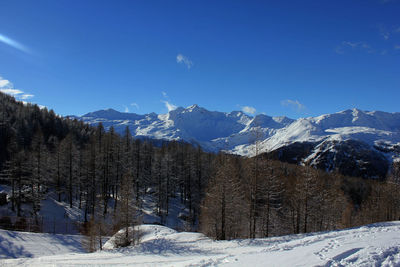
[281,99,306,112]
[336,41,374,54]
[0,88,23,96]
[176,54,193,69]
[0,33,30,53]
[394,45,400,50]
[335,46,344,54]
[0,75,35,100]
[130,102,139,109]
[342,41,359,48]
[162,100,177,112]
[242,106,256,115]
[0,78,11,88]
[380,29,390,40]
[123,105,129,112]
[161,91,177,112]
[377,24,400,40]
[20,94,34,100]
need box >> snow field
[1,221,400,266]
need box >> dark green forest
[0,91,399,244]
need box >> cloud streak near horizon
[130,102,139,110]
[281,99,306,112]
[242,106,256,115]
[0,76,35,100]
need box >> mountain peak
[82,108,144,121]
[187,104,199,109]
[82,108,121,118]
[184,104,203,113]
[77,107,400,161]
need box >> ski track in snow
[1,222,400,266]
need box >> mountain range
[71,105,400,179]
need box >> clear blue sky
[0,0,399,118]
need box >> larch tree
[200,153,244,240]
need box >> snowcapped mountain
[75,106,400,178]
[76,104,294,152]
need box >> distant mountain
[75,106,400,178]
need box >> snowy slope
[77,107,400,156]
[1,222,400,266]
[75,105,294,153]
[0,229,84,259]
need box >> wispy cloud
[394,45,400,50]
[20,94,34,100]
[162,100,177,112]
[342,41,359,48]
[378,25,391,40]
[176,54,193,69]
[0,76,35,100]
[335,41,374,54]
[130,102,139,110]
[161,91,177,112]
[281,99,306,112]
[241,106,256,115]
[0,88,23,96]
[0,78,11,88]
[377,24,400,40]
[335,46,345,55]
[122,105,129,113]
[0,33,30,54]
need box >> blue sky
[0,0,399,118]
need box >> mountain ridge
[74,105,400,178]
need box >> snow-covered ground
[0,229,84,259]
[1,221,400,266]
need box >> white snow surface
[2,221,400,266]
[78,106,400,158]
[0,229,84,259]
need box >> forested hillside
[0,92,399,246]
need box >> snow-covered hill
[1,222,400,266]
[75,106,400,178]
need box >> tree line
[1,91,399,244]
[200,153,400,240]
[0,92,212,235]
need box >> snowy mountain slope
[239,109,400,156]
[1,221,400,266]
[75,106,400,177]
[75,105,293,152]
[76,106,400,155]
